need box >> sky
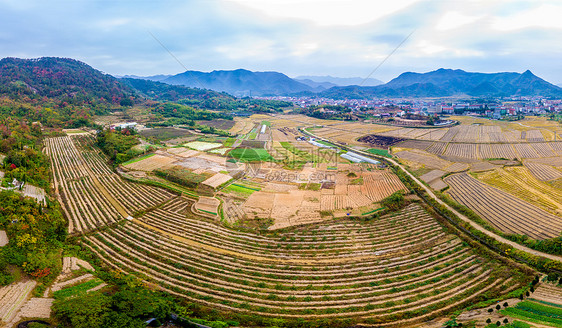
[1,0,561,84]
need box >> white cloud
[435,12,483,31]
[224,0,422,26]
[493,4,562,30]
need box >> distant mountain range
[157,69,313,96]
[122,74,171,82]
[320,68,562,99]
[125,71,384,96]
[295,75,383,87]
[2,57,560,101]
[126,68,561,98]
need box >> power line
[360,29,416,86]
[146,30,204,88]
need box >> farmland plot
[46,135,175,233]
[513,143,540,159]
[83,202,524,324]
[445,172,562,239]
[491,144,517,160]
[426,142,448,155]
[443,143,478,160]
[124,154,177,171]
[397,140,433,150]
[530,142,556,157]
[524,162,562,181]
[395,150,452,170]
[476,166,562,215]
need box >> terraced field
[43,126,534,326]
[475,166,562,216]
[45,135,175,233]
[83,201,523,325]
[445,173,562,239]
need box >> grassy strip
[314,139,337,147]
[223,137,236,147]
[501,307,562,327]
[367,148,392,158]
[529,298,562,309]
[280,142,316,162]
[361,208,384,216]
[516,300,562,317]
[223,184,256,196]
[231,183,261,191]
[53,279,103,300]
[121,153,155,166]
[228,148,274,162]
[197,209,218,215]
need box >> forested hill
[121,77,233,102]
[162,69,314,96]
[319,68,562,99]
[0,57,133,105]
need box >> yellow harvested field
[202,173,232,189]
[445,162,470,172]
[524,162,562,181]
[445,172,562,239]
[443,143,478,159]
[167,147,199,158]
[476,166,562,216]
[512,143,540,158]
[527,156,562,167]
[124,154,176,171]
[229,118,254,135]
[395,150,452,170]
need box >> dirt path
[292,115,562,264]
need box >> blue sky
[1,0,561,83]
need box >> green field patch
[350,177,364,185]
[361,207,384,216]
[279,142,322,164]
[53,279,103,300]
[261,121,271,126]
[224,183,260,196]
[223,137,236,147]
[298,183,321,191]
[208,148,230,155]
[154,167,210,189]
[122,153,155,166]
[231,183,260,191]
[228,148,274,162]
[247,132,257,140]
[367,148,392,158]
[529,299,562,309]
[184,141,223,151]
[501,301,562,327]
